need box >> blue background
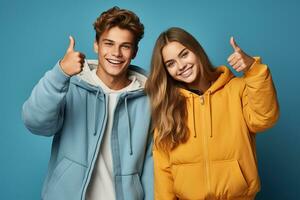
[1,0,299,199]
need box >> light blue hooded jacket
[22,60,153,200]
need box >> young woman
[145,27,279,200]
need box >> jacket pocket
[43,157,87,200]
[172,162,206,199]
[116,173,144,200]
[172,160,249,199]
[211,159,248,198]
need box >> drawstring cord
[207,91,213,138]
[92,89,133,155]
[93,88,100,136]
[125,96,133,155]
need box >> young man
[22,7,153,200]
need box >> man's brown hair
[93,6,144,48]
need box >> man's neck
[96,68,131,90]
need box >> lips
[106,58,125,65]
[178,65,193,78]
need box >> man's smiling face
[94,26,137,80]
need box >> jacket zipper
[80,95,108,200]
[200,95,212,196]
[110,97,124,200]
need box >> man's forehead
[100,27,135,44]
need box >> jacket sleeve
[141,130,154,200]
[153,130,177,200]
[242,57,280,133]
[22,62,70,136]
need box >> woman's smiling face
[162,41,200,85]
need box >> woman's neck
[187,78,211,94]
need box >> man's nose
[112,46,122,57]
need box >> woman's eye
[182,51,189,58]
[167,61,175,68]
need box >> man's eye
[122,45,131,50]
[105,42,113,46]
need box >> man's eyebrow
[102,39,114,42]
[121,42,134,46]
[102,39,133,46]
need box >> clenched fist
[60,36,86,76]
[227,37,255,73]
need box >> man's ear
[94,40,99,53]
[132,46,138,59]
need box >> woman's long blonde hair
[145,27,219,151]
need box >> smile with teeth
[106,58,124,65]
[179,66,193,78]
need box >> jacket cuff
[49,61,71,85]
[244,57,268,78]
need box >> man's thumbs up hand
[66,35,75,53]
[60,36,86,76]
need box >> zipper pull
[200,95,204,105]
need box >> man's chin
[106,69,127,78]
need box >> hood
[179,66,234,96]
[209,66,234,93]
[72,59,148,93]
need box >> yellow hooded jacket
[153,58,279,200]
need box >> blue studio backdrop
[0,0,299,199]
